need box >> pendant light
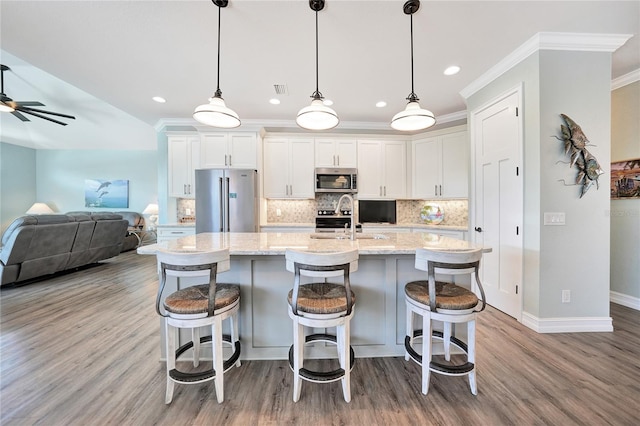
[193,0,240,128]
[296,0,339,131]
[391,0,436,131]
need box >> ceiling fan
[0,64,76,126]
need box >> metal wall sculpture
[557,114,604,198]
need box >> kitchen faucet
[335,193,356,241]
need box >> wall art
[557,114,604,198]
[84,179,129,208]
[611,158,640,199]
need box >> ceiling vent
[273,84,289,95]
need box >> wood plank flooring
[1,251,639,425]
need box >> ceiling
[1,0,638,150]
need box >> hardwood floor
[1,251,638,425]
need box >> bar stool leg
[211,316,224,403]
[165,320,176,404]
[292,318,304,402]
[443,322,451,361]
[421,313,432,395]
[405,307,414,362]
[192,327,200,367]
[468,318,477,395]
[338,322,351,402]
[231,311,241,368]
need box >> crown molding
[612,69,640,90]
[460,32,633,100]
[154,110,467,134]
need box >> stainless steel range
[315,209,361,232]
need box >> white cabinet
[314,138,357,167]
[156,226,196,244]
[168,134,200,198]
[263,137,315,199]
[412,129,468,199]
[357,139,407,199]
[200,132,257,169]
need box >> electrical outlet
[276,208,282,217]
[562,290,571,303]
[185,208,191,216]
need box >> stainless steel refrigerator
[195,169,258,233]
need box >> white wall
[466,49,613,321]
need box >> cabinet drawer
[157,227,195,243]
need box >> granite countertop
[261,222,467,232]
[138,231,487,256]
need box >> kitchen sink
[310,233,388,240]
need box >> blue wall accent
[0,142,37,233]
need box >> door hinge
[516,166,519,176]
[515,107,519,116]
[516,226,519,235]
[516,285,519,294]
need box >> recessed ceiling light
[269,98,281,105]
[152,96,166,103]
[444,65,460,76]
[323,99,334,106]
[376,101,387,108]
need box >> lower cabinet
[156,226,195,244]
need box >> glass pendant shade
[296,98,339,130]
[390,101,435,131]
[193,95,240,128]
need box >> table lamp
[143,203,159,230]
[26,203,54,214]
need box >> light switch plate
[544,212,565,225]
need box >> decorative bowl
[420,203,444,225]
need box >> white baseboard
[522,312,613,333]
[610,291,640,310]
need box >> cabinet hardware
[336,155,339,166]
[184,184,187,194]
[384,186,386,196]
[225,154,228,166]
[439,185,442,196]
[229,155,232,166]
[435,185,438,197]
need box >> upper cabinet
[168,134,200,198]
[412,129,468,199]
[200,132,258,169]
[314,138,357,168]
[357,139,407,199]
[263,137,315,199]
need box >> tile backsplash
[265,196,468,227]
[179,195,467,227]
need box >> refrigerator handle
[225,177,231,232]
[219,177,224,232]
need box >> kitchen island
[139,232,487,360]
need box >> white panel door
[472,88,523,320]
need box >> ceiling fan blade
[11,110,30,122]
[17,105,75,120]
[17,108,69,126]
[16,101,45,107]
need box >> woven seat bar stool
[285,248,359,402]
[155,248,241,404]
[405,248,486,395]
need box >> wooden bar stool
[155,248,241,404]
[285,248,358,402]
[405,248,486,395]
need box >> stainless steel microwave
[315,168,357,193]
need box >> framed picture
[84,179,129,208]
[610,159,640,199]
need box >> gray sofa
[0,213,128,286]
[66,211,146,252]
